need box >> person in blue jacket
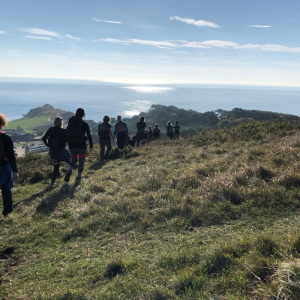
[114,115,128,149]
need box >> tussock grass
[2,121,300,298]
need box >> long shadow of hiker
[35,180,81,214]
[13,186,53,209]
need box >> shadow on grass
[13,186,53,209]
[35,180,81,214]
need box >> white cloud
[98,37,300,54]
[173,51,187,54]
[170,15,221,28]
[65,35,82,41]
[24,36,52,40]
[0,30,8,34]
[92,18,121,24]
[99,38,177,48]
[22,28,61,38]
[246,25,272,28]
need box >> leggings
[1,184,12,217]
[69,148,87,172]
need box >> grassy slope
[1,121,300,299]
[6,117,48,130]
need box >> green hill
[2,121,300,299]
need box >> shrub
[253,235,279,257]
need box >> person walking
[147,126,153,141]
[42,116,74,186]
[65,108,93,182]
[114,115,128,149]
[153,123,161,140]
[174,121,181,139]
[98,115,114,161]
[136,116,146,146]
[166,121,174,140]
[0,114,19,217]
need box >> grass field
[1,121,300,299]
[6,116,48,130]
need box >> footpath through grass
[1,121,300,299]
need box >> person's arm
[42,128,51,147]
[124,122,129,136]
[1,135,19,179]
[109,128,114,140]
[83,123,93,151]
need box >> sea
[0,79,300,122]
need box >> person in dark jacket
[42,116,74,187]
[174,121,181,139]
[64,108,93,182]
[153,123,161,140]
[136,116,146,146]
[0,114,19,217]
[166,121,174,140]
[98,115,114,161]
[114,115,128,149]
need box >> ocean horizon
[1,79,300,122]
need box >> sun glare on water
[123,86,174,93]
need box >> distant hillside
[120,105,300,137]
[7,104,97,132]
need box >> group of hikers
[0,108,181,218]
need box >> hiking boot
[75,176,81,180]
[64,171,72,182]
[50,180,55,187]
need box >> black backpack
[66,116,85,144]
[48,127,63,151]
[98,122,110,139]
[0,132,6,164]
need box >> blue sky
[1,0,300,86]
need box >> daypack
[48,127,63,151]
[0,132,6,162]
[116,122,126,133]
[98,122,110,138]
[66,116,85,144]
[153,128,160,137]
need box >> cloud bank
[170,15,221,28]
[98,37,300,53]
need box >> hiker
[64,108,93,182]
[42,116,74,187]
[98,115,114,161]
[136,116,146,146]
[148,126,153,141]
[114,115,128,149]
[0,114,19,217]
[153,123,161,140]
[174,121,181,139]
[166,121,174,140]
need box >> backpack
[116,122,126,133]
[48,127,62,151]
[0,132,6,162]
[98,122,110,138]
[153,128,160,137]
[66,116,85,144]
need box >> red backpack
[117,122,126,133]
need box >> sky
[1,0,300,86]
